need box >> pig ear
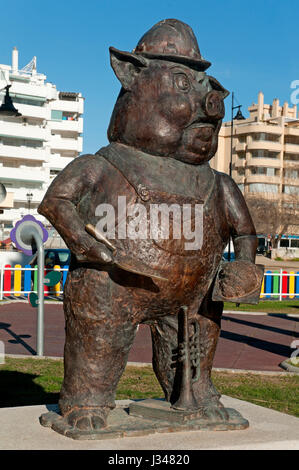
[109,47,148,90]
[207,76,230,99]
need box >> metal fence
[0,265,299,301]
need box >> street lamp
[26,192,33,213]
[228,92,245,261]
[0,85,21,117]
[229,92,245,177]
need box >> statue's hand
[76,241,113,265]
[216,260,263,300]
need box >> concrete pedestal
[0,396,298,450]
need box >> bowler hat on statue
[110,19,211,72]
[133,19,211,71]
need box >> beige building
[211,91,299,241]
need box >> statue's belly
[111,212,226,319]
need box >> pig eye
[173,73,191,92]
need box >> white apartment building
[211,91,299,239]
[0,48,84,237]
[212,91,299,199]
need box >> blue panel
[265,270,272,298]
[24,264,31,297]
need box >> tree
[245,192,299,250]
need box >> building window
[250,167,279,176]
[284,153,299,162]
[291,239,299,248]
[237,151,246,158]
[12,96,44,107]
[249,183,279,193]
[0,137,43,148]
[251,150,279,159]
[283,185,299,195]
[252,133,280,142]
[284,169,299,179]
[285,135,299,145]
[51,110,63,120]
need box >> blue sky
[1,0,298,154]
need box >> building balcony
[0,143,47,161]
[283,177,299,187]
[50,99,84,114]
[244,188,280,199]
[0,121,48,141]
[0,165,48,183]
[233,157,246,168]
[247,140,282,152]
[50,135,83,153]
[10,81,56,100]
[234,122,283,135]
[12,187,46,203]
[16,103,50,120]
[285,126,299,137]
[283,158,299,167]
[232,174,245,184]
[234,142,246,152]
[284,143,299,154]
[47,154,74,170]
[48,117,83,133]
[246,157,281,168]
[245,174,281,185]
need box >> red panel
[4,264,11,296]
[282,270,288,299]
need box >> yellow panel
[14,264,22,297]
[289,271,295,299]
[53,265,61,297]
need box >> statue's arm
[220,173,257,263]
[38,154,112,264]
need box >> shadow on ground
[0,371,59,408]
[0,322,36,355]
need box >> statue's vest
[94,143,228,319]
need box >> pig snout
[203,90,225,120]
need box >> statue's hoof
[200,402,230,422]
[40,406,109,439]
[65,408,106,431]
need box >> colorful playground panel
[1,266,299,299]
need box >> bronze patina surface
[39,19,262,438]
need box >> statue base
[40,399,249,440]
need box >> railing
[0,266,299,301]
[0,264,68,300]
[260,269,299,300]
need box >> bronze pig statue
[39,19,262,436]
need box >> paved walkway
[257,255,299,271]
[0,301,298,371]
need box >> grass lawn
[224,300,299,315]
[0,358,298,418]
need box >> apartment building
[211,91,299,239]
[0,48,84,237]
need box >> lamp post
[0,85,21,117]
[26,192,33,213]
[228,92,245,261]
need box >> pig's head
[107,19,229,165]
